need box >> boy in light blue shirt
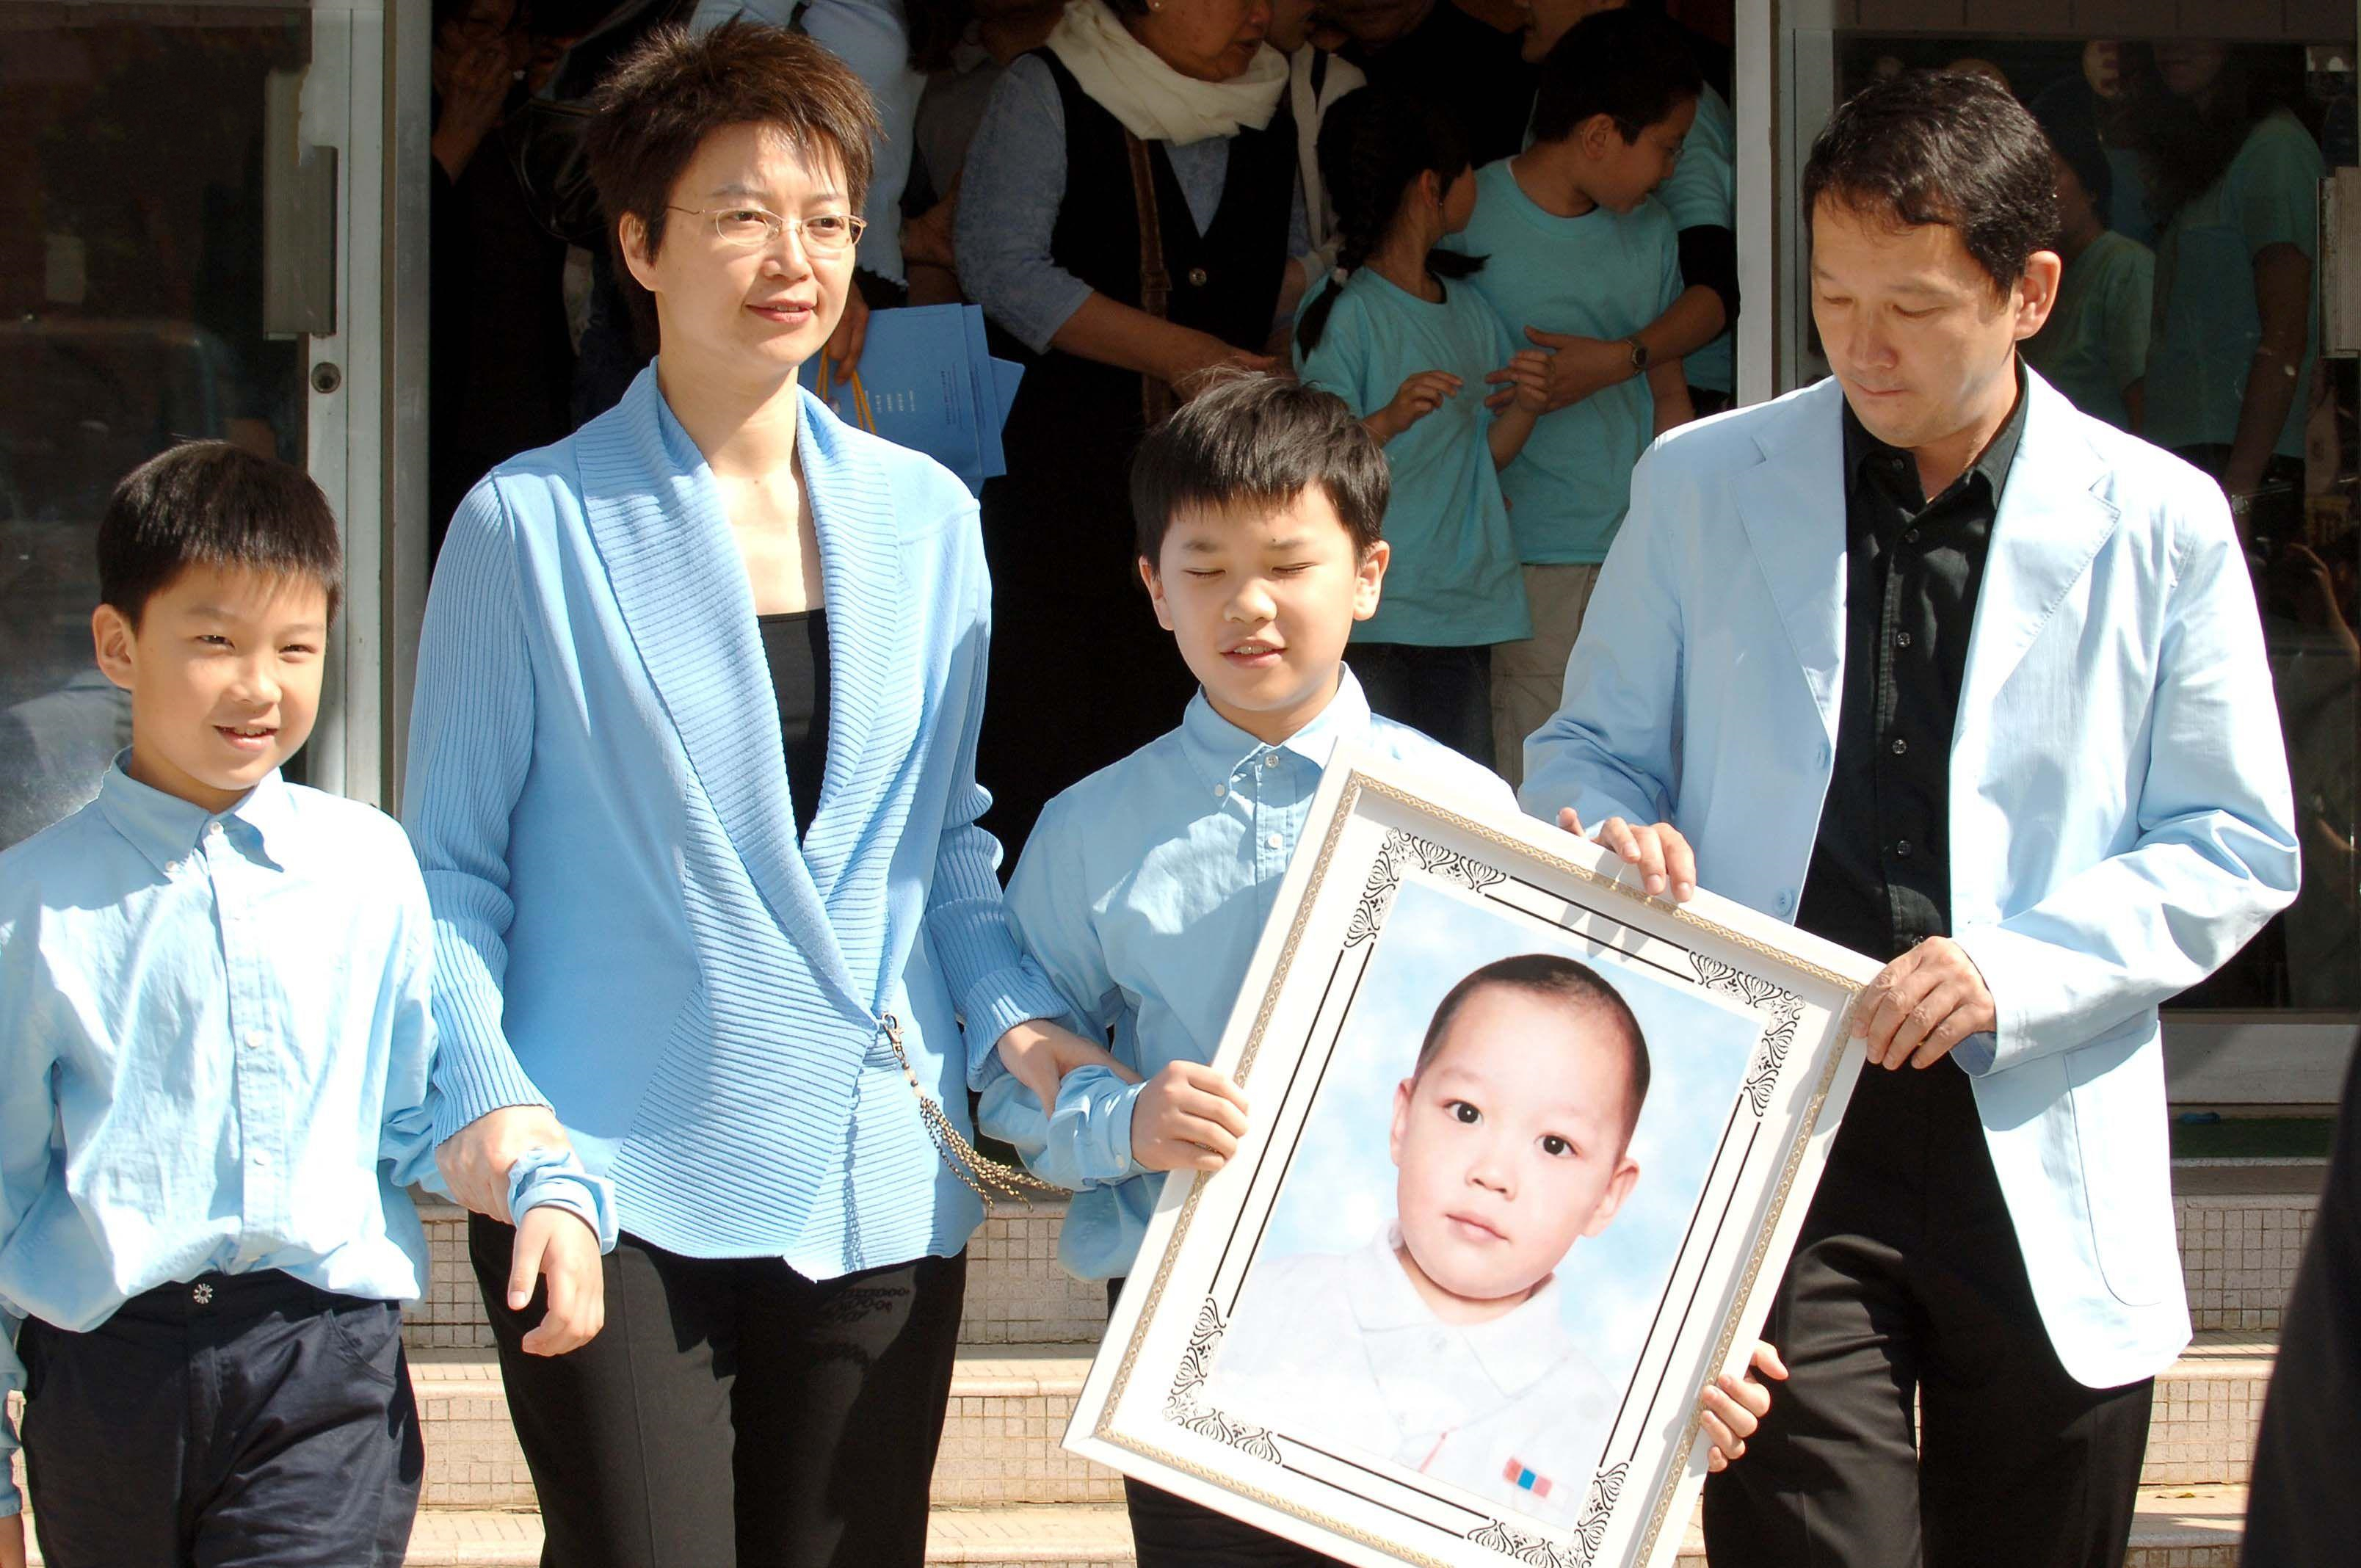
[982,374,1515,1564]
[0,443,614,1568]
[982,377,1780,1562]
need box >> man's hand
[508,1205,606,1357]
[1130,1061,1249,1173]
[438,1104,570,1224]
[996,1018,1143,1114]
[0,1510,25,1568]
[1698,1340,1787,1472]
[824,286,870,377]
[1556,807,1697,902]
[1852,936,1997,1070]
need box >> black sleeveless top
[756,609,831,841]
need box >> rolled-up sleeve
[957,54,1095,353]
[402,480,554,1141]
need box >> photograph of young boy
[1208,954,1648,1522]
[0,442,612,1568]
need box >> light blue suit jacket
[1522,371,2299,1387]
[403,366,1065,1278]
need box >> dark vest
[998,48,1296,466]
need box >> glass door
[0,0,391,846]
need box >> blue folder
[801,304,1023,496]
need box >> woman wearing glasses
[402,22,1124,1567]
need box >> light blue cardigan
[403,366,1067,1278]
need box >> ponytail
[1296,87,1479,356]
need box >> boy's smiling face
[1141,486,1387,747]
[1388,983,1642,1324]
[93,563,330,814]
[1579,95,1695,213]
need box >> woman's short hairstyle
[1130,373,1389,566]
[1802,70,2059,297]
[586,19,880,270]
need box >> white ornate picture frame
[1064,752,1885,1568]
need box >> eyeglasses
[667,205,866,255]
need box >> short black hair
[1413,954,1653,1144]
[1803,70,2060,297]
[2028,80,2112,219]
[98,441,343,625]
[1131,373,1389,566]
[1531,7,1702,146]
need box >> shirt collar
[94,752,297,874]
[1343,1228,1578,1398]
[1840,357,2029,512]
[1177,667,1374,796]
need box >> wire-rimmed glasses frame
[666,204,867,255]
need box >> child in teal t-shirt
[1292,87,1549,766]
[1447,10,1701,777]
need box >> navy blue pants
[18,1270,421,1568]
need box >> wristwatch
[1625,336,1650,373]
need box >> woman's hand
[0,1511,24,1568]
[1366,370,1461,444]
[430,32,516,181]
[996,1019,1143,1113]
[1698,1340,1788,1471]
[1161,330,1277,396]
[438,1104,573,1223]
[824,286,871,377]
[509,1204,606,1357]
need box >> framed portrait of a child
[1063,753,1886,1568]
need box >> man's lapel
[1732,380,1850,747]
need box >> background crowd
[417,4,2356,962]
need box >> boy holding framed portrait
[979,373,1776,1567]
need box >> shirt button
[1776,890,1795,913]
[1266,832,1283,850]
[206,821,225,838]
[250,1150,271,1167]
[1186,266,1210,288]
[1890,738,1909,756]
[1902,529,1921,545]
[1214,785,1227,799]
[1894,840,1913,858]
[244,1033,266,1050]
[1895,631,1912,649]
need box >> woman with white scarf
[958,0,1311,854]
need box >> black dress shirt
[1794,371,2028,963]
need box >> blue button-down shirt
[978,672,1515,1280]
[0,763,612,1516]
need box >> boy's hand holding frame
[1131,1062,1251,1173]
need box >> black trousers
[18,1270,421,1568]
[472,1216,965,1568]
[1700,1061,2153,1568]
[1348,642,1495,768]
[1106,1279,1346,1568]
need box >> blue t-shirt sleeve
[2229,118,2324,260]
[1297,284,1375,415]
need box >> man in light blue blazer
[1522,73,2299,1567]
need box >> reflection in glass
[0,12,311,848]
